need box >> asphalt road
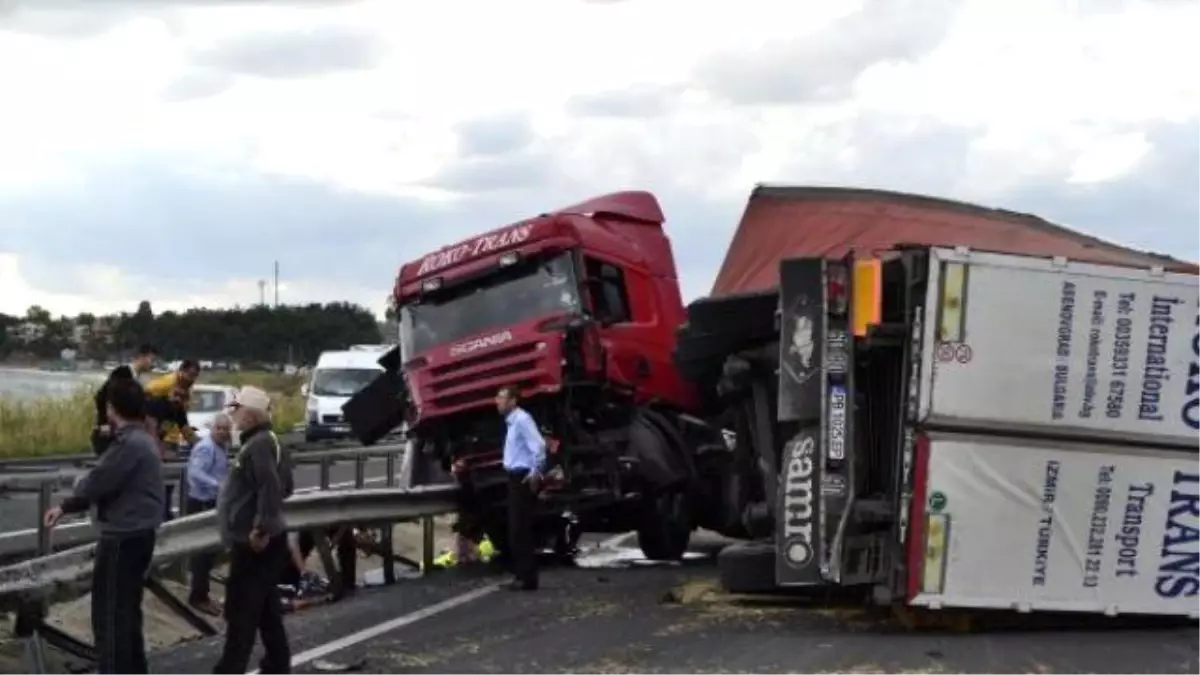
[0,456,395,536]
[146,538,1199,675]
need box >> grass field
[0,371,307,459]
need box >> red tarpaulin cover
[711,185,1198,296]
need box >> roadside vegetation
[0,372,307,459]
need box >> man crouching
[213,386,294,674]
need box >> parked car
[187,384,241,448]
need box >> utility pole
[273,261,280,308]
[258,280,266,306]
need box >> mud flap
[776,259,827,586]
[777,259,826,423]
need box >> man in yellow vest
[145,360,201,521]
[144,360,201,449]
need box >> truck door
[775,257,857,586]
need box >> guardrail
[0,432,400,473]
[7,483,459,673]
[0,484,460,613]
[0,443,411,564]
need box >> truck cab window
[585,257,631,324]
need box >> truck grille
[424,342,545,411]
[321,414,342,424]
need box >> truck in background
[304,349,387,442]
[673,186,1198,617]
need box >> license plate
[332,425,349,433]
[828,385,847,461]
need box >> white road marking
[248,584,499,674]
[253,532,635,672]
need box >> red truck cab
[387,191,711,559]
[394,191,698,421]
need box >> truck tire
[717,540,778,594]
[686,290,779,336]
[637,490,692,561]
[673,323,775,368]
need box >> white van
[303,350,385,442]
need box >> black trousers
[507,470,538,587]
[280,527,358,592]
[92,530,155,674]
[163,484,176,521]
[90,428,111,457]
[214,535,291,674]
[186,497,217,603]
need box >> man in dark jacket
[45,378,163,674]
[214,386,294,674]
[91,343,157,456]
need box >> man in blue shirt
[497,386,545,591]
[185,413,232,615]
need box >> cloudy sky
[0,0,1196,319]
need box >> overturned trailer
[675,186,1199,617]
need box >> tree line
[0,301,388,366]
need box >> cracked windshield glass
[401,253,579,356]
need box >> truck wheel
[673,324,774,372]
[636,491,692,561]
[718,541,777,594]
[685,290,779,337]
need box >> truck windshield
[311,368,380,397]
[400,252,580,357]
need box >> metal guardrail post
[177,468,193,585]
[36,482,52,557]
[421,516,435,574]
[382,450,398,584]
[319,458,331,490]
[178,468,189,516]
[354,455,366,489]
[162,471,188,583]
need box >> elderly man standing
[185,413,232,616]
[214,386,294,674]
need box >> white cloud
[0,252,387,318]
[0,0,1195,320]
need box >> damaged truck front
[346,192,733,561]
[674,185,1200,617]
